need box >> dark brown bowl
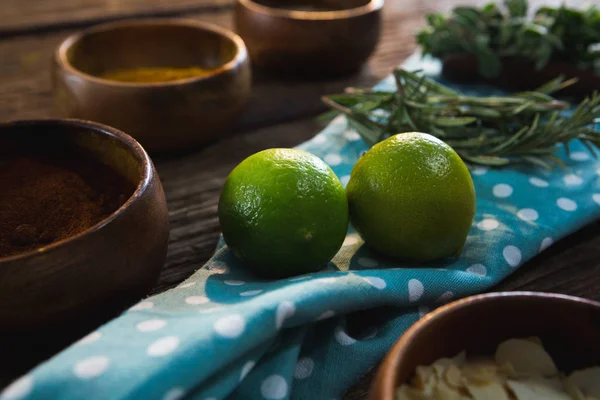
[234,0,383,77]
[53,19,251,153]
[370,292,600,400]
[0,119,169,375]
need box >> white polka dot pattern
[334,326,356,346]
[493,184,513,198]
[503,246,522,267]
[162,388,185,400]
[276,301,295,329]
[137,319,167,332]
[324,154,342,166]
[317,310,335,321]
[408,279,424,302]
[186,296,209,305]
[362,276,386,289]
[570,152,589,161]
[260,375,288,400]
[344,130,361,141]
[240,361,255,381]
[77,331,101,345]
[224,280,245,286]
[517,208,539,221]
[471,167,487,175]
[564,174,583,186]
[129,301,153,311]
[240,290,263,297]
[557,197,577,211]
[466,264,487,277]
[214,315,246,338]
[529,177,549,187]
[74,356,110,379]
[477,219,499,231]
[294,358,314,380]
[147,337,179,357]
[540,237,553,252]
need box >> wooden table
[1,0,597,398]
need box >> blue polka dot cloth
[3,53,600,400]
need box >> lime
[218,148,348,278]
[346,132,476,262]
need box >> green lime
[218,148,348,278]
[346,132,476,262]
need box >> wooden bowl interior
[0,121,142,191]
[253,0,370,11]
[65,23,239,78]
[393,295,600,388]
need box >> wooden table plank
[0,0,232,36]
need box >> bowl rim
[0,118,153,263]
[55,18,248,87]
[372,291,600,400]
[237,0,383,20]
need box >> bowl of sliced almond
[369,292,600,400]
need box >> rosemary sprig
[322,69,600,168]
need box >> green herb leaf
[416,1,600,76]
[323,69,600,168]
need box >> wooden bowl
[0,119,169,374]
[370,292,600,400]
[53,19,251,153]
[234,0,383,77]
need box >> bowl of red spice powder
[0,119,169,373]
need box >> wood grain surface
[0,0,232,36]
[0,0,597,398]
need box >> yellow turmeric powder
[100,66,216,83]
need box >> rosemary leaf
[322,69,600,168]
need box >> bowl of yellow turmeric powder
[53,19,251,153]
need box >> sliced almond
[466,381,510,400]
[499,362,518,379]
[564,376,587,400]
[506,377,571,400]
[397,385,429,400]
[462,360,499,384]
[495,339,558,376]
[444,364,463,389]
[435,378,470,400]
[414,365,437,396]
[413,365,434,389]
[433,358,454,378]
[525,337,543,346]
[567,367,600,398]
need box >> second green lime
[218,148,348,278]
[346,132,476,262]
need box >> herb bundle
[417,0,600,78]
[323,69,600,168]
